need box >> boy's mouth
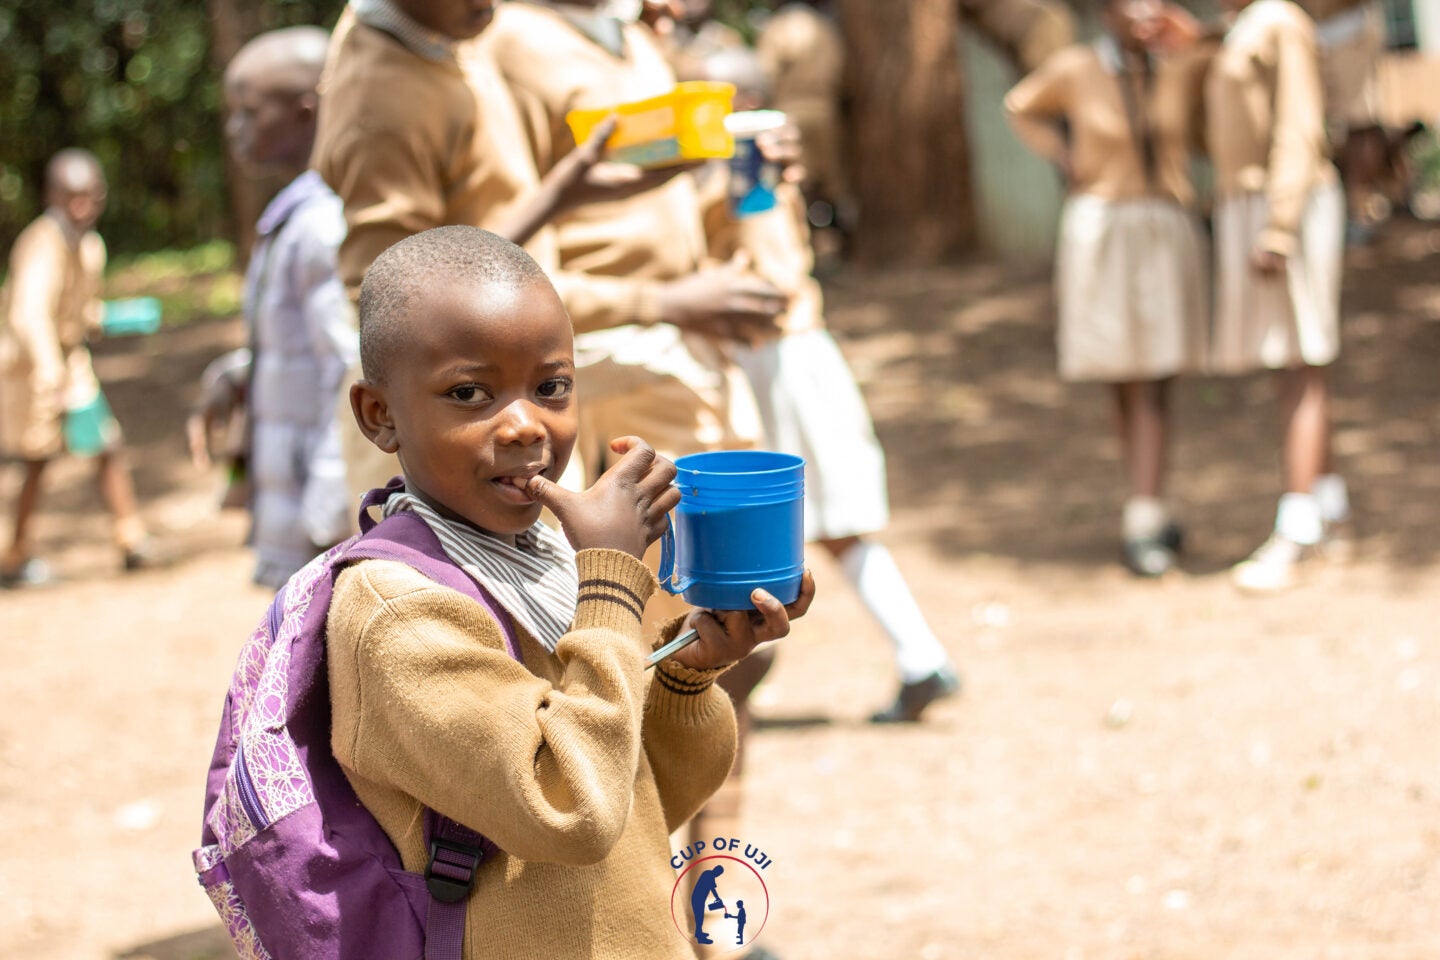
[491,464,547,504]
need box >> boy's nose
[496,401,546,444]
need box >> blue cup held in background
[724,110,788,218]
[658,450,806,610]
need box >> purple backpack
[193,483,520,960]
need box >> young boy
[0,149,153,585]
[222,26,357,588]
[334,224,814,957]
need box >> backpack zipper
[234,739,270,830]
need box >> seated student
[333,225,815,958]
[0,149,156,585]
[222,26,356,588]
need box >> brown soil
[2,220,1439,960]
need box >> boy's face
[60,185,107,232]
[362,277,578,539]
[224,74,314,172]
[394,0,496,39]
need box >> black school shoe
[869,667,961,723]
[1122,522,1184,578]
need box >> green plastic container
[101,297,162,335]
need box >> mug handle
[658,513,696,597]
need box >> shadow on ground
[114,925,233,960]
[823,218,1440,575]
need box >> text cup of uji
[724,110,788,218]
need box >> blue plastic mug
[658,450,806,610]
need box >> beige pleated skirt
[1211,179,1345,375]
[1055,195,1209,382]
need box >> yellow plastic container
[565,81,736,168]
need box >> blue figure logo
[690,863,726,944]
[671,851,771,953]
[723,899,747,946]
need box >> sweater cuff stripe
[655,670,714,697]
[576,591,644,621]
[579,577,648,611]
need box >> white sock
[1275,492,1324,546]
[1122,496,1169,541]
[1312,473,1350,523]
[838,541,952,683]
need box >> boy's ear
[350,380,400,454]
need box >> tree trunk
[838,0,974,265]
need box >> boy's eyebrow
[437,358,574,376]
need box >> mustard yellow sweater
[326,547,737,958]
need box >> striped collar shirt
[383,490,578,651]
[353,0,457,62]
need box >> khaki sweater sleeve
[1260,12,1327,256]
[6,223,68,394]
[329,548,660,866]
[322,123,451,295]
[1003,50,1074,167]
[642,618,738,833]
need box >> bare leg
[96,449,147,552]
[1112,380,1170,499]
[5,458,49,569]
[1279,365,1330,495]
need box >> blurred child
[311,0,662,498]
[222,26,356,587]
[756,1,853,236]
[0,149,154,585]
[707,46,960,724]
[1297,0,1389,243]
[333,225,813,957]
[1004,0,1210,576]
[482,0,788,493]
[1205,0,1350,591]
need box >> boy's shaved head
[226,25,330,95]
[358,226,553,384]
[45,148,105,197]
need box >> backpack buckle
[426,837,483,903]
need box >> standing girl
[1005,0,1209,576]
[1205,0,1350,591]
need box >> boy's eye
[447,384,490,403]
[537,378,573,401]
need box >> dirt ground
[2,220,1439,960]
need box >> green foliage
[105,240,243,327]
[0,0,344,257]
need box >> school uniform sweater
[1004,41,1206,208]
[482,2,762,475]
[327,547,736,959]
[0,212,106,459]
[312,7,556,294]
[482,1,714,328]
[1206,0,1336,257]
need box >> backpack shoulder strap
[342,506,521,660]
[338,494,520,960]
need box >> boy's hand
[524,437,680,559]
[666,570,816,672]
[655,258,788,344]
